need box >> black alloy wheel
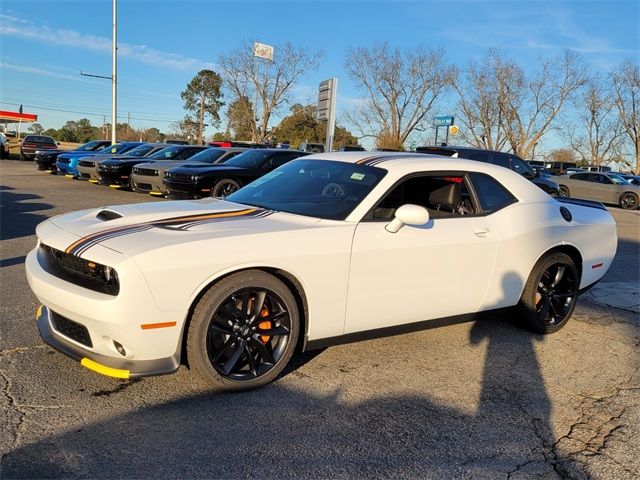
[187,270,299,390]
[619,192,639,210]
[558,185,570,197]
[212,179,241,198]
[518,252,579,334]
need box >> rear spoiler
[414,147,459,158]
[556,197,607,211]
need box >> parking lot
[1,159,638,479]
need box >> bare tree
[344,43,452,150]
[219,41,323,142]
[610,59,640,174]
[453,50,587,159]
[452,50,522,151]
[566,77,624,166]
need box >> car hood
[134,160,195,170]
[59,151,104,159]
[47,199,322,257]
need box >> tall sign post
[433,115,454,145]
[252,42,274,141]
[317,78,338,152]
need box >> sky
[1,0,638,151]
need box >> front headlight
[191,175,199,182]
[165,172,172,178]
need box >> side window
[491,154,511,169]
[510,156,533,176]
[468,153,490,162]
[571,173,589,181]
[271,153,299,168]
[368,174,476,220]
[468,173,517,214]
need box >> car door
[579,173,612,202]
[565,173,590,198]
[345,172,499,334]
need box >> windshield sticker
[350,172,365,181]
[248,170,284,188]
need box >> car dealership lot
[1,160,638,478]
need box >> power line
[0,101,180,124]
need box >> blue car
[56,142,146,177]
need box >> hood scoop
[96,209,123,221]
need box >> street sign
[433,116,454,127]
[450,125,459,135]
[253,42,274,61]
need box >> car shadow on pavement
[2,278,587,478]
[0,185,53,241]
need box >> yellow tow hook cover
[81,358,130,379]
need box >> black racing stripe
[178,209,273,230]
[72,225,153,257]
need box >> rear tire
[187,270,299,391]
[558,185,570,197]
[517,252,579,334]
[619,192,638,210]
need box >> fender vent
[96,210,123,221]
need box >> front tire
[517,252,579,334]
[211,178,241,198]
[558,185,570,197]
[187,270,300,391]
[619,192,638,210]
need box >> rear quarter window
[469,173,517,214]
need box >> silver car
[130,147,248,196]
[557,172,640,210]
[77,143,167,182]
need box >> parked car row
[27,140,639,209]
[32,141,312,200]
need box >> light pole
[111,0,117,145]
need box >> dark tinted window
[469,173,516,213]
[226,150,273,169]
[467,153,489,162]
[188,148,226,164]
[24,135,56,144]
[571,173,590,181]
[491,154,510,169]
[124,145,154,157]
[510,156,534,176]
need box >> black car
[35,140,112,172]
[415,146,560,196]
[20,135,58,161]
[96,145,209,188]
[164,149,311,199]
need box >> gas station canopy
[0,110,38,123]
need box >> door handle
[474,227,491,237]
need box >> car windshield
[608,174,628,185]
[186,148,226,164]
[76,140,105,151]
[227,159,387,220]
[225,150,272,169]
[98,143,135,154]
[124,145,154,157]
[148,146,193,160]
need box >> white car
[26,152,617,390]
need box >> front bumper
[56,162,75,176]
[130,173,164,195]
[26,245,185,379]
[35,157,57,171]
[77,165,100,182]
[164,180,210,199]
[98,170,130,187]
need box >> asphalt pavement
[1,159,638,479]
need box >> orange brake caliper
[258,305,271,344]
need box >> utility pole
[111,0,117,145]
[127,111,130,138]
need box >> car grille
[79,160,95,167]
[80,173,91,179]
[51,311,93,348]
[41,244,119,296]
[166,172,194,183]
[133,167,158,176]
[167,189,191,199]
[135,182,153,191]
[58,158,71,164]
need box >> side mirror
[385,204,430,233]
